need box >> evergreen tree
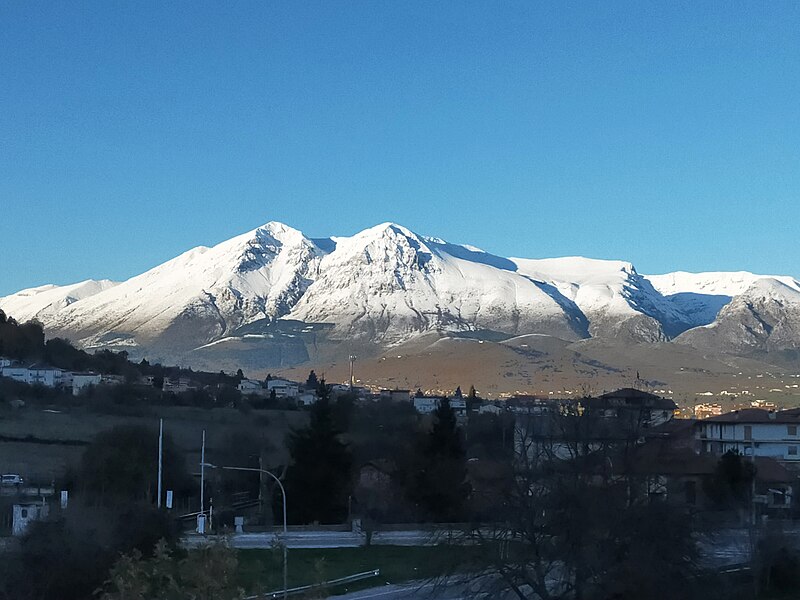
[406,398,470,521]
[704,450,756,509]
[306,370,319,389]
[283,379,352,523]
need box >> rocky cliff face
[676,278,800,355]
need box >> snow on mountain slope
[676,278,800,354]
[512,257,690,340]
[649,271,800,298]
[0,279,119,323]
[648,271,800,327]
[37,222,328,351]
[285,223,590,342]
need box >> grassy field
[0,405,307,482]
[237,545,480,596]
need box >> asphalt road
[331,577,517,600]
[184,529,441,549]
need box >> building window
[789,446,798,456]
[744,425,752,441]
[789,426,798,436]
[20,509,28,518]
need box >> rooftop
[703,408,800,424]
[584,388,677,411]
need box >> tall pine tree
[283,380,353,523]
[406,398,470,522]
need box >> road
[183,529,443,549]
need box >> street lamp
[202,462,288,600]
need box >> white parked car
[1,474,23,486]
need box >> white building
[450,398,467,416]
[413,396,443,414]
[297,391,318,407]
[479,402,503,415]
[1,364,65,388]
[12,501,49,536]
[413,396,468,415]
[699,408,800,465]
[267,378,299,398]
[72,373,102,396]
[238,379,267,396]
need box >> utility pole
[349,354,356,389]
[202,463,288,600]
[157,418,163,508]
[200,430,206,515]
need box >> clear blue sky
[2,1,799,295]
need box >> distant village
[3,354,800,539]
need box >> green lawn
[237,545,480,596]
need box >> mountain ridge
[3,221,799,374]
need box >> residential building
[450,398,467,416]
[71,373,102,396]
[581,388,677,428]
[413,396,444,414]
[478,402,504,415]
[267,378,299,398]
[238,379,267,396]
[698,408,800,466]
[1,364,65,388]
[694,403,723,420]
[515,389,678,463]
[623,440,794,512]
[380,389,411,403]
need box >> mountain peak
[742,277,800,300]
[359,222,421,241]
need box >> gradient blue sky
[2,1,799,295]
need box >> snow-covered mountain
[675,277,800,355]
[287,224,588,342]
[0,279,119,323]
[512,257,691,341]
[8,222,326,353]
[2,221,799,368]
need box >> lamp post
[202,463,288,600]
